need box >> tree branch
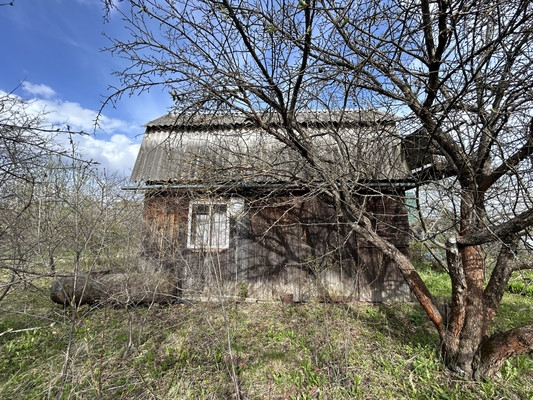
[475,323,533,379]
[457,208,533,246]
[478,117,533,192]
[445,236,466,342]
[483,237,520,336]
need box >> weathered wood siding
[141,190,412,302]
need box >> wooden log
[50,274,96,306]
[50,272,179,306]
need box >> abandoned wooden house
[128,110,417,302]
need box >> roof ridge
[145,109,393,128]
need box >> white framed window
[187,201,229,251]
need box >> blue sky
[0,0,171,176]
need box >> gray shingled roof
[130,110,411,185]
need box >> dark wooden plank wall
[141,190,412,302]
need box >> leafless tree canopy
[0,91,143,306]
[104,0,533,379]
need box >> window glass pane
[196,204,209,215]
[188,202,229,250]
[211,205,228,248]
[195,212,210,248]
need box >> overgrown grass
[507,270,533,298]
[1,273,533,399]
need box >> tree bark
[483,238,519,336]
[441,237,465,365]
[455,244,485,377]
[474,324,533,380]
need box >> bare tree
[26,155,143,273]
[0,90,143,303]
[104,0,533,378]
[0,91,65,297]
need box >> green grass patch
[1,277,533,399]
[506,270,533,298]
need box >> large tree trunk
[457,244,486,376]
[440,244,485,377]
[50,272,180,306]
[440,239,533,379]
[442,321,533,379]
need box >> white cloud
[25,96,134,134]
[75,134,140,176]
[2,84,143,176]
[21,82,56,99]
